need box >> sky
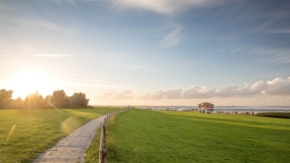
[0,0,290,106]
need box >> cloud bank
[140,89,183,100]
[99,90,135,100]
[99,77,290,100]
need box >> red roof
[199,102,213,105]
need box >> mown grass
[94,109,290,163]
[0,107,119,163]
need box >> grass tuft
[107,137,119,158]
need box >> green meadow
[88,109,290,163]
[0,107,119,163]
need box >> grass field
[88,109,290,163]
[0,107,119,163]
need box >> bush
[256,112,290,119]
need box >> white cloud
[239,81,267,96]
[98,77,290,100]
[212,77,290,97]
[47,0,232,15]
[121,63,143,69]
[98,90,136,100]
[183,86,215,98]
[249,7,290,35]
[98,92,115,100]
[111,0,228,14]
[271,29,290,34]
[140,89,182,100]
[1,15,76,36]
[265,77,290,95]
[46,0,232,14]
[251,81,267,92]
[230,45,290,64]
[49,0,76,5]
[216,85,239,97]
[161,25,183,47]
[260,49,290,64]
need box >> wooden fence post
[99,123,107,163]
[99,123,104,163]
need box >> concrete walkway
[33,115,107,163]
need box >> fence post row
[99,109,130,163]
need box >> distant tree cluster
[0,89,89,109]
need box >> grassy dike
[86,109,290,163]
[0,107,119,163]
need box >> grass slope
[100,109,290,163]
[0,107,119,163]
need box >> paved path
[33,115,107,163]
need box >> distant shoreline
[136,106,290,113]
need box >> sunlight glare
[6,124,16,142]
[7,68,55,99]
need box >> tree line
[0,89,90,109]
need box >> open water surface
[137,106,290,113]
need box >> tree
[50,90,69,108]
[45,95,51,102]
[24,91,47,109]
[10,97,23,109]
[69,92,89,108]
[0,89,13,108]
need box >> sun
[7,68,54,99]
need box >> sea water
[138,106,290,113]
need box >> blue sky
[0,0,290,106]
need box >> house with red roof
[198,102,214,112]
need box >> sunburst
[7,68,54,98]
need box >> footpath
[33,115,107,163]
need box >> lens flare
[61,117,82,134]
[6,124,16,142]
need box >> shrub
[256,112,290,119]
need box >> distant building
[198,102,214,112]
